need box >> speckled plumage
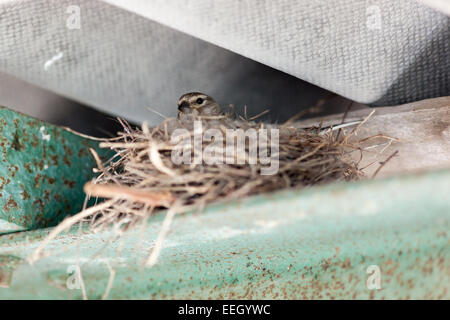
[177,92,223,120]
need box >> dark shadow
[372,24,449,106]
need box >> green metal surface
[0,106,105,233]
[0,169,448,299]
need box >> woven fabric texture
[0,0,449,124]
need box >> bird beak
[178,101,190,111]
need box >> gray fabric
[419,0,450,16]
[0,0,449,125]
[105,0,449,105]
[0,0,336,124]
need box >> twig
[27,199,116,264]
[248,109,270,121]
[62,126,121,141]
[282,109,311,127]
[99,141,150,149]
[149,143,176,177]
[146,107,168,119]
[342,110,376,143]
[358,134,399,143]
[89,148,104,171]
[335,101,353,141]
[283,94,337,127]
[84,182,175,207]
[145,203,181,267]
[74,219,88,300]
[372,150,399,178]
[319,120,363,135]
[102,259,116,300]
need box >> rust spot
[30,133,39,148]
[3,197,18,212]
[63,145,74,156]
[32,159,44,170]
[56,209,63,219]
[64,199,71,211]
[0,177,9,190]
[8,165,19,178]
[50,155,59,165]
[11,131,24,151]
[63,180,76,189]
[32,199,45,211]
[78,148,88,157]
[24,163,33,173]
[43,190,51,202]
[27,119,40,128]
[19,185,30,200]
[63,155,71,166]
[34,174,42,188]
[0,177,11,190]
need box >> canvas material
[1,0,448,125]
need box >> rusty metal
[0,106,106,233]
[0,169,448,299]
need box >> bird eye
[196,98,204,104]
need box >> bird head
[177,92,222,117]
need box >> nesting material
[89,114,364,214]
[29,111,389,265]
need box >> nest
[29,112,381,265]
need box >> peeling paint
[0,106,110,233]
[39,126,51,142]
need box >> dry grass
[29,111,389,265]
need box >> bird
[177,92,223,120]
